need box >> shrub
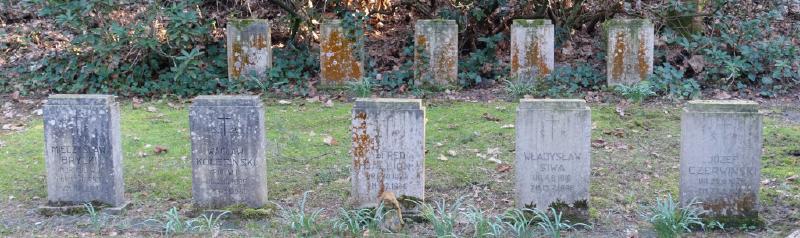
[537,63,604,98]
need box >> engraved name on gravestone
[414,20,458,87]
[516,99,591,220]
[320,20,364,85]
[351,98,425,208]
[190,95,267,208]
[680,100,762,221]
[227,19,271,80]
[510,19,554,83]
[43,95,126,209]
[606,19,654,85]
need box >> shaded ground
[0,98,798,237]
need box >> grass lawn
[0,99,797,237]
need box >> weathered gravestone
[680,100,762,224]
[320,20,364,85]
[190,95,267,208]
[515,99,591,221]
[227,19,271,80]
[510,19,554,83]
[414,20,458,88]
[41,94,127,214]
[351,98,425,208]
[605,19,654,85]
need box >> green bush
[537,63,604,98]
[664,6,800,96]
[649,63,701,100]
[20,0,231,97]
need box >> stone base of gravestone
[680,100,762,226]
[320,20,364,86]
[227,19,271,80]
[351,98,426,209]
[510,19,554,84]
[515,99,591,222]
[414,20,458,88]
[605,19,654,85]
[190,95,268,209]
[39,202,132,216]
[41,94,128,215]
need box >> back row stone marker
[414,20,458,88]
[227,19,271,80]
[190,95,268,209]
[680,100,762,225]
[41,94,128,214]
[510,19,554,83]
[515,99,591,221]
[320,19,364,86]
[605,19,654,85]
[351,98,426,208]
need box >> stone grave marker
[320,20,364,85]
[414,20,458,88]
[515,99,591,221]
[190,95,267,208]
[680,100,762,223]
[351,98,425,208]
[227,19,271,80]
[605,19,654,85]
[510,19,554,83]
[41,94,127,214]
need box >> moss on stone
[220,203,277,219]
[228,18,268,30]
[512,19,552,27]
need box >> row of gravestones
[228,18,653,87]
[41,94,761,223]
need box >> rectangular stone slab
[510,19,554,83]
[606,19,654,85]
[515,99,591,221]
[190,95,267,208]
[227,19,271,80]
[414,20,458,88]
[680,100,762,221]
[43,94,125,207]
[320,20,364,85]
[351,98,425,208]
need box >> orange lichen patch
[433,40,457,83]
[511,42,520,74]
[229,41,250,78]
[701,193,758,216]
[527,38,549,76]
[321,30,362,82]
[637,38,649,80]
[352,111,374,171]
[253,34,268,50]
[612,32,626,81]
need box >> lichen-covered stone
[515,99,591,221]
[511,19,554,83]
[351,98,425,208]
[43,94,125,207]
[605,19,654,85]
[227,19,271,80]
[414,20,458,88]
[680,100,762,223]
[320,20,363,85]
[190,95,267,208]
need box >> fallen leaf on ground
[591,139,606,148]
[153,146,168,154]
[447,150,457,156]
[495,163,512,173]
[687,54,706,72]
[323,135,337,146]
[324,99,334,107]
[712,90,732,100]
[132,97,143,109]
[146,106,158,112]
[487,158,502,164]
[167,102,181,109]
[306,96,320,103]
[1,124,24,131]
[11,91,20,101]
[437,154,448,161]
[787,175,798,182]
[616,100,630,117]
[501,124,514,129]
[481,113,501,122]
[278,100,292,105]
